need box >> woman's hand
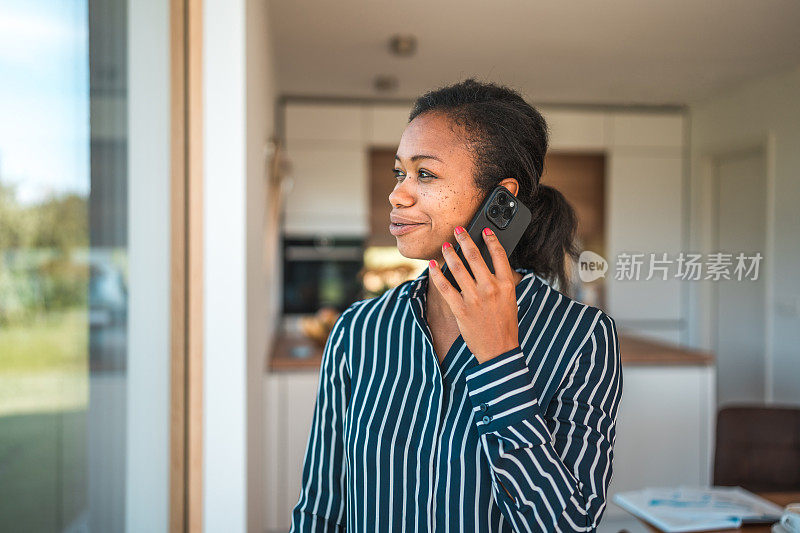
[428,225,520,364]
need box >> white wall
[688,65,800,404]
[203,0,277,531]
[203,0,247,528]
[246,0,278,532]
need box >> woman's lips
[389,222,425,236]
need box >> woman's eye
[391,168,435,181]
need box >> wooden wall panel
[541,153,607,257]
[368,148,397,247]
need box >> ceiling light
[373,74,399,93]
[388,34,417,57]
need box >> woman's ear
[499,178,520,197]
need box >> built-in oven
[282,236,365,315]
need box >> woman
[290,79,622,533]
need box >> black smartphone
[440,184,532,292]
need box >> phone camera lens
[502,207,513,219]
[497,192,507,204]
[489,205,500,218]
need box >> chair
[713,404,800,492]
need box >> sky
[0,0,90,206]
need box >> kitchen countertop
[267,326,713,373]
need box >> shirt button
[482,415,491,424]
[479,403,488,412]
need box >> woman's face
[389,111,517,265]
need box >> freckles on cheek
[424,184,464,225]
[445,185,459,215]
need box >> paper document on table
[612,486,785,532]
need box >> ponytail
[510,183,580,296]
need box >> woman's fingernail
[483,227,494,236]
[442,241,452,250]
[454,226,464,235]
[429,259,437,268]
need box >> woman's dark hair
[409,77,580,295]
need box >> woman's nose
[388,180,415,207]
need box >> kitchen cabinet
[605,364,715,519]
[263,371,321,533]
[606,152,684,321]
[537,108,687,343]
[539,108,609,151]
[281,102,413,236]
[282,144,368,235]
[605,113,686,343]
[283,103,370,235]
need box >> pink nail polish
[483,227,493,236]
[454,226,464,235]
[429,259,437,268]
[443,241,451,250]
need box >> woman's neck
[426,269,524,322]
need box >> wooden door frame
[170,0,203,530]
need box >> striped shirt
[289,266,623,532]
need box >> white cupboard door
[540,108,609,151]
[605,366,714,519]
[283,373,325,528]
[606,152,684,323]
[264,372,324,531]
[283,146,368,235]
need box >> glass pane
[0,0,166,530]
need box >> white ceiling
[267,0,800,106]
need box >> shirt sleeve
[463,312,622,532]
[289,308,354,532]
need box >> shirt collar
[397,265,545,304]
